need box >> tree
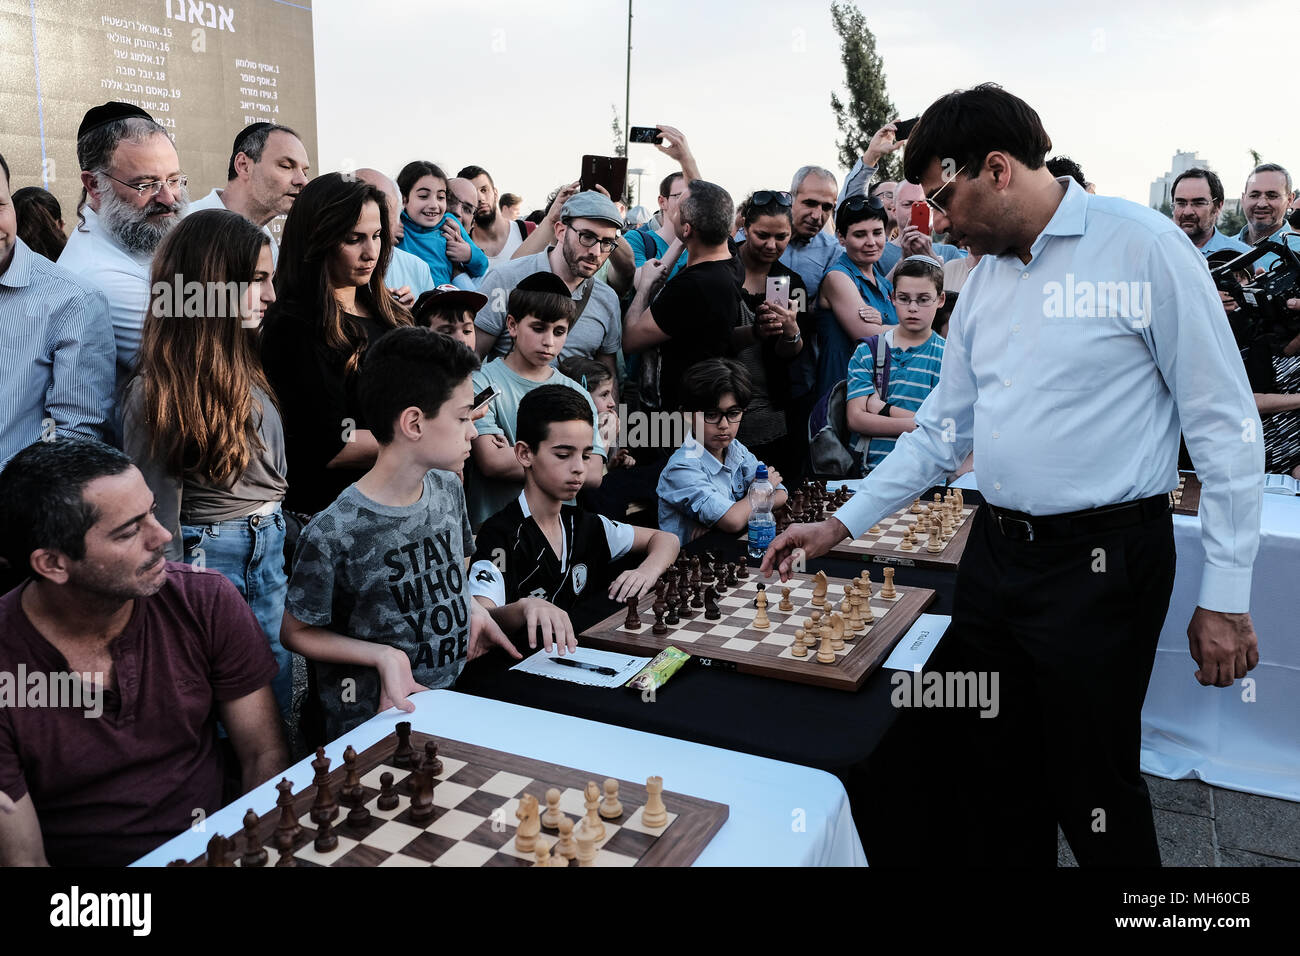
[1248,148,1262,168]
[829,1,899,180]
[1219,206,1246,236]
[609,105,634,206]
[1159,199,1172,218]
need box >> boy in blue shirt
[657,359,789,544]
[844,255,947,472]
[469,386,679,654]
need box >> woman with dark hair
[121,208,292,715]
[813,195,898,405]
[260,172,412,517]
[734,191,807,480]
[12,186,67,260]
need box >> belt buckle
[997,513,1035,542]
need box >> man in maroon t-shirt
[0,439,287,866]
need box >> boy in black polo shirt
[469,385,679,653]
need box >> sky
[312,0,1299,215]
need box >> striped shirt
[846,329,945,469]
[0,238,116,468]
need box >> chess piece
[599,778,623,819]
[408,757,436,824]
[677,583,696,618]
[901,528,914,551]
[910,498,922,514]
[859,588,875,624]
[808,608,822,634]
[575,825,598,866]
[690,580,704,609]
[376,772,399,811]
[829,613,845,650]
[310,748,339,825]
[393,721,414,767]
[701,553,715,583]
[642,776,668,828]
[839,585,851,618]
[848,592,864,632]
[665,596,680,626]
[240,809,268,867]
[753,590,771,629]
[816,626,836,664]
[313,814,338,853]
[792,627,808,657]
[704,585,720,620]
[713,556,729,594]
[652,599,668,634]
[934,492,943,508]
[689,554,701,585]
[205,833,234,867]
[811,570,828,607]
[881,567,897,600]
[858,569,872,593]
[340,745,362,809]
[515,793,540,852]
[346,798,371,829]
[869,523,881,535]
[624,595,642,630]
[779,587,793,612]
[275,843,296,867]
[927,525,942,553]
[541,788,565,829]
[556,818,579,861]
[273,778,301,849]
[726,562,739,587]
[534,840,555,867]
[583,781,606,841]
[736,554,750,579]
[425,740,443,777]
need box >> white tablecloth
[133,690,867,866]
[951,471,1299,801]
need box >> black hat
[232,122,275,157]
[78,102,154,140]
[514,271,572,297]
[413,284,488,320]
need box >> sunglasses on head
[840,195,886,213]
[751,190,793,208]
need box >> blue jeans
[182,508,291,719]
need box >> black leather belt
[986,494,1170,542]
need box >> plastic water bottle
[747,465,776,560]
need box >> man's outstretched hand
[760,518,851,580]
[1187,607,1259,687]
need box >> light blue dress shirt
[657,433,784,545]
[0,238,116,467]
[384,246,436,298]
[1198,228,1251,258]
[835,179,1263,612]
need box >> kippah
[232,122,275,157]
[514,271,572,297]
[78,102,154,140]
[902,254,943,267]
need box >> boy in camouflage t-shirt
[283,329,519,741]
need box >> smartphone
[472,383,501,415]
[580,155,629,201]
[910,201,931,234]
[765,275,791,310]
[629,125,663,144]
[893,116,919,141]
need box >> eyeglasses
[840,195,886,213]
[894,294,937,306]
[1172,198,1214,209]
[568,228,618,253]
[701,407,744,424]
[752,190,793,208]
[102,172,188,199]
[924,164,967,217]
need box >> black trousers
[944,504,1176,866]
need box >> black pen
[549,657,619,677]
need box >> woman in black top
[261,173,413,516]
[734,190,807,480]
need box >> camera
[1209,237,1300,353]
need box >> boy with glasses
[656,359,788,545]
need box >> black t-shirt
[468,497,634,615]
[260,303,394,514]
[650,257,743,410]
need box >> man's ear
[233,151,253,180]
[553,220,567,242]
[29,549,71,586]
[985,151,1012,190]
[80,170,103,200]
[397,406,426,441]
[515,441,534,469]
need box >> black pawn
[377,772,399,811]
[314,814,338,853]
[652,600,668,634]
[424,740,443,777]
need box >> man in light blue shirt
[1233,163,1298,272]
[763,85,1263,868]
[0,152,115,468]
[1171,167,1250,258]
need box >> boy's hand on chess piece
[516,597,577,655]
[1187,607,1259,687]
[609,568,655,604]
[469,597,524,661]
[376,647,429,716]
[760,517,852,581]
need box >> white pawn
[642,776,668,828]
[599,778,623,819]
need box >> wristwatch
[782,330,802,343]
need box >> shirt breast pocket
[1030,320,1099,392]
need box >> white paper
[510,645,650,688]
[882,613,951,671]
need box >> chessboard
[782,481,978,570]
[582,555,935,691]
[1172,472,1201,516]
[174,726,728,867]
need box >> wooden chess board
[582,569,935,691]
[1172,472,1201,516]
[175,731,728,867]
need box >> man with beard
[458,164,529,271]
[0,439,287,866]
[1171,168,1249,257]
[473,191,623,375]
[185,122,309,266]
[1234,163,1298,272]
[58,103,188,385]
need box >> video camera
[1209,236,1300,352]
